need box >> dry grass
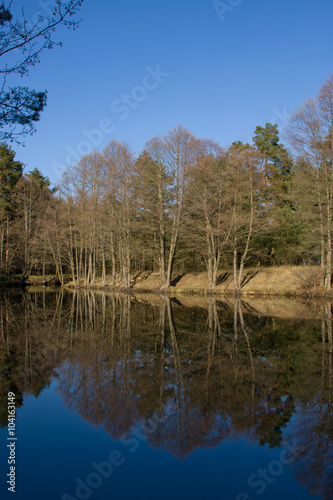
[59,266,330,300]
[132,272,161,289]
[132,266,324,295]
[27,275,56,284]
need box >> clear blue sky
[10,0,333,185]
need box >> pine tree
[0,142,23,213]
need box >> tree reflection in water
[0,289,332,496]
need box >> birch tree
[186,140,230,288]
[163,125,198,288]
[103,140,134,288]
[226,143,263,295]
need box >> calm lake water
[0,289,332,500]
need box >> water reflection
[0,289,332,497]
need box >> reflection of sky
[0,379,321,500]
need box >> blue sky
[9,0,333,185]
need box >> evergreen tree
[252,124,299,264]
[0,142,23,214]
[26,168,51,190]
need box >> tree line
[1,74,333,291]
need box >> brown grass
[133,266,324,295]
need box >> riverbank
[3,266,331,297]
[0,274,61,289]
[1,280,326,323]
[62,265,332,298]
[130,265,329,296]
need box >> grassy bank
[3,266,329,297]
[61,265,331,297]
[131,266,331,297]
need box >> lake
[0,289,332,500]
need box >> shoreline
[61,284,333,299]
[2,266,333,298]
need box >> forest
[1,74,333,293]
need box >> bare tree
[163,125,198,288]
[186,140,231,288]
[226,144,263,295]
[286,74,333,289]
[103,140,134,288]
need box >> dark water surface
[0,289,332,500]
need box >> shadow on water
[0,288,332,497]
